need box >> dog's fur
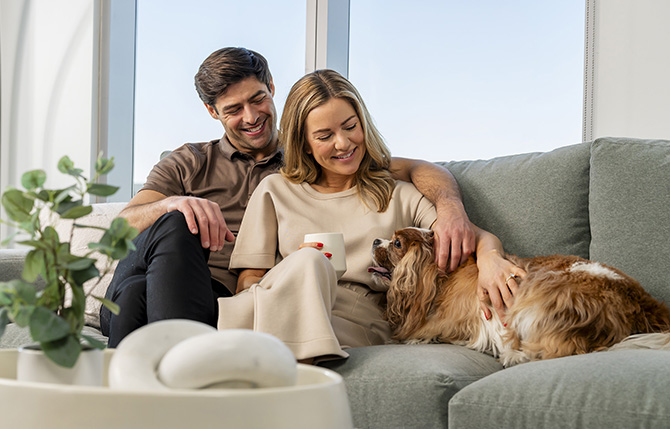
[369,227,670,366]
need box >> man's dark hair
[194,47,272,111]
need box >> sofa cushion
[448,350,670,428]
[0,323,107,349]
[589,137,670,304]
[441,142,591,258]
[320,344,503,429]
[43,203,126,328]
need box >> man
[100,47,478,347]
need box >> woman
[218,69,522,362]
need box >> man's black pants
[99,211,231,347]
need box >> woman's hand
[236,269,266,294]
[476,250,527,322]
[298,242,333,259]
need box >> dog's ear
[425,229,435,246]
[386,237,440,340]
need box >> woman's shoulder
[255,173,301,194]
[392,180,424,197]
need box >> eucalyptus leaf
[87,183,119,197]
[95,156,115,175]
[23,249,45,283]
[41,226,61,247]
[29,307,71,342]
[69,264,100,287]
[21,169,47,190]
[34,189,53,202]
[64,256,96,271]
[0,289,11,306]
[41,334,80,368]
[12,279,38,305]
[12,304,34,327]
[0,308,9,338]
[59,204,93,220]
[57,156,83,178]
[1,189,34,223]
[17,239,49,250]
[94,296,120,315]
[80,333,106,350]
[54,186,76,205]
[1,231,19,246]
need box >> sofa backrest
[588,137,670,304]
[440,142,592,260]
[440,137,670,304]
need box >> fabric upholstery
[321,344,503,429]
[441,142,591,259]
[588,137,670,303]
[449,350,670,428]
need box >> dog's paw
[498,349,530,367]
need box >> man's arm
[389,157,476,272]
[120,189,234,251]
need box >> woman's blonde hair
[280,69,395,212]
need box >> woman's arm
[471,224,526,321]
[390,157,475,273]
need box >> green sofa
[2,137,669,428]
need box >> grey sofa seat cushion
[321,344,503,429]
[441,142,591,259]
[589,137,670,303]
[448,350,670,428]
[0,249,31,284]
[0,324,107,349]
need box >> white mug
[304,232,347,279]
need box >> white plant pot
[16,345,103,386]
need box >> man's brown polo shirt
[141,135,282,292]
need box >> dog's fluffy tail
[608,332,670,352]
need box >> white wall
[586,0,670,140]
[0,0,96,241]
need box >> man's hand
[433,202,476,272]
[165,196,235,251]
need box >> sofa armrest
[0,249,30,284]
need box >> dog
[369,227,670,366]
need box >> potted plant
[0,155,137,372]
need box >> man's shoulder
[164,140,222,165]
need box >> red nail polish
[317,243,324,247]
[503,323,507,327]
[324,252,332,258]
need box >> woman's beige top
[230,174,437,291]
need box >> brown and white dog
[369,227,670,366]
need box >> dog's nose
[373,239,382,248]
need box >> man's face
[206,76,278,159]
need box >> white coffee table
[0,349,353,428]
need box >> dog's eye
[393,239,402,249]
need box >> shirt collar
[219,134,283,164]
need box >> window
[133,0,306,188]
[348,1,585,161]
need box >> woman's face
[304,97,366,188]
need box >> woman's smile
[305,97,366,192]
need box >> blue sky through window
[133,1,585,183]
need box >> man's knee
[149,211,201,247]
